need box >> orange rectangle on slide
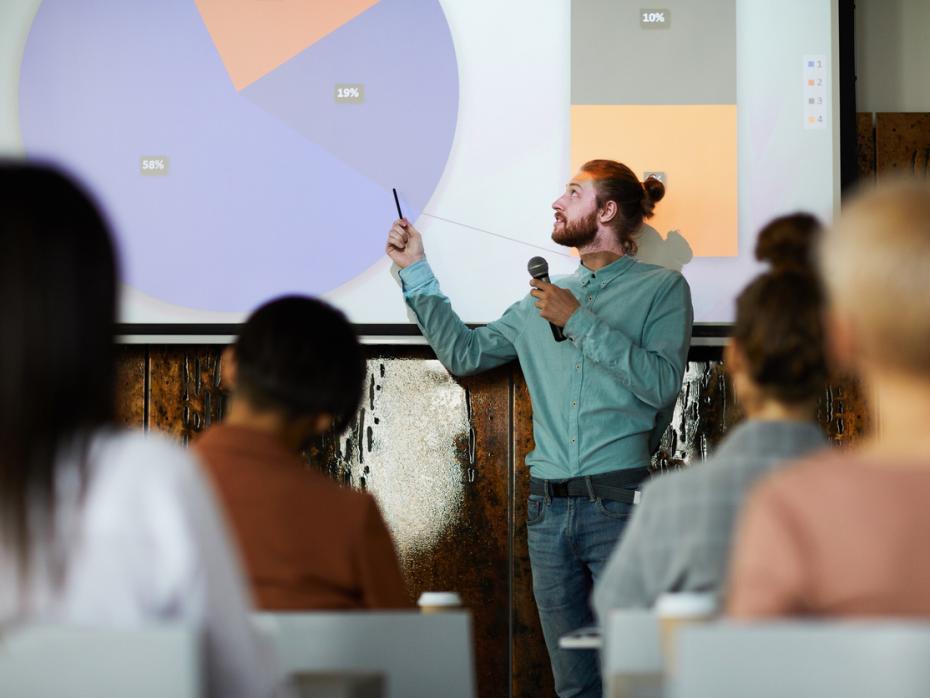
[571,105,738,257]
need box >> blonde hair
[820,178,930,374]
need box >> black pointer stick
[392,188,404,220]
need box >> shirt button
[570,437,576,444]
[576,364,581,370]
[571,401,577,407]
[587,295,593,302]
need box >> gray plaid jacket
[592,420,828,620]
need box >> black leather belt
[529,467,649,505]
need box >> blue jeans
[526,491,634,698]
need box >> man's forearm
[400,259,519,376]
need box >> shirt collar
[574,254,636,287]
[713,419,827,460]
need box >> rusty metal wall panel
[148,346,225,444]
[875,113,930,177]
[115,346,147,428]
[654,362,736,470]
[510,369,556,698]
[817,374,871,446]
[857,112,876,183]
[398,362,511,698]
[658,364,870,464]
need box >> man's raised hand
[386,218,426,269]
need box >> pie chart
[19,0,459,312]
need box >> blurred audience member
[728,180,930,617]
[0,162,272,697]
[593,214,829,618]
[194,297,411,610]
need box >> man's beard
[552,209,598,248]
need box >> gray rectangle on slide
[572,0,735,105]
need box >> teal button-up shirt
[399,255,693,479]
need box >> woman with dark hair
[592,213,830,616]
[0,162,271,697]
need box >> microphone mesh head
[527,256,549,278]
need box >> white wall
[856,0,930,112]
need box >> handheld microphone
[528,256,567,342]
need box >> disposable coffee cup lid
[417,591,462,607]
[654,592,717,618]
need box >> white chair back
[602,609,663,697]
[255,611,475,698]
[673,621,930,698]
[0,624,200,698]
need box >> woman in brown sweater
[195,296,411,611]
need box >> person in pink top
[727,179,930,618]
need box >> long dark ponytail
[0,162,118,578]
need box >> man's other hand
[530,278,580,328]
[386,218,426,269]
